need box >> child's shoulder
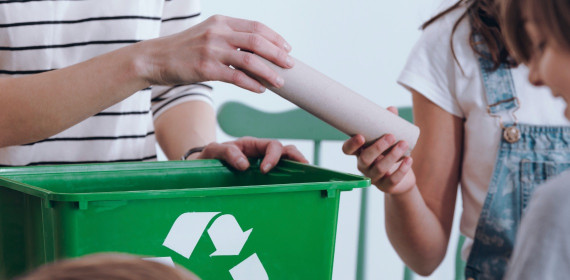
[420,3,471,48]
[414,3,474,65]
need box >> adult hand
[138,15,294,93]
[342,107,416,194]
[196,137,308,173]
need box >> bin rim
[0,159,370,204]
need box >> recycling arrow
[208,214,252,256]
[163,212,219,259]
[230,253,268,280]
[162,212,268,279]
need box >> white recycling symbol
[159,212,268,280]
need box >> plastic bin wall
[0,160,369,280]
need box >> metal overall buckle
[487,97,521,143]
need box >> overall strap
[472,34,518,114]
[473,34,521,143]
[478,57,519,114]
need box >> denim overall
[464,51,570,279]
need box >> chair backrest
[398,107,413,124]
[216,101,347,165]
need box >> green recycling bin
[0,159,369,280]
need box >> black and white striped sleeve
[151,0,213,120]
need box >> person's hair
[15,254,200,280]
[423,0,516,70]
[501,0,570,63]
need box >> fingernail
[262,163,272,173]
[276,76,285,87]
[286,56,295,67]
[386,134,395,143]
[284,42,292,52]
[259,86,266,93]
[237,157,249,170]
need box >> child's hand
[342,107,416,195]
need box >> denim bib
[464,50,570,279]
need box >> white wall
[198,1,463,279]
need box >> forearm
[385,185,451,276]
[341,92,461,276]
[0,15,295,148]
[383,91,463,275]
[0,44,150,147]
[154,101,216,160]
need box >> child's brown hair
[501,0,570,62]
[424,0,516,70]
[15,254,200,280]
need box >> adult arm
[154,100,216,161]
[152,3,305,171]
[0,47,150,148]
[154,94,309,171]
[0,15,293,148]
[154,100,308,172]
[152,0,217,162]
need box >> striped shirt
[0,0,213,166]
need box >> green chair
[455,235,466,280]
[216,101,347,166]
[217,101,412,170]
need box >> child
[342,0,570,278]
[500,0,570,278]
[15,254,200,280]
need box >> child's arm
[343,91,462,275]
[386,91,462,275]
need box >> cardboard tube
[256,56,420,154]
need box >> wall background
[183,0,463,279]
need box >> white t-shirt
[0,0,213,166]
[504,170,570,279]
[397,4,570,258]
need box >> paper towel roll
[255,56,420,153]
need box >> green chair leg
[355,187,369,280]
[403,266,415,280]
[314,140,322,166]
[455,235,466,280]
